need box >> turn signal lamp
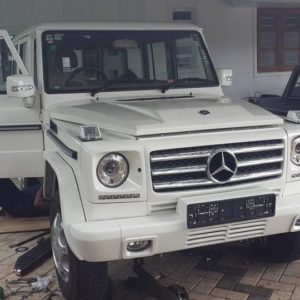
[79,125,102,141]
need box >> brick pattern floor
[1,232,300,299]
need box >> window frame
[257,7,300,73]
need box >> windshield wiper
[161,78,214,93]
[91,80,126,96]
[91,79,167,96]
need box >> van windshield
[42,30,218,94]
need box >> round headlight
[291,137,300,165]
[97,153,129,187]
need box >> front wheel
[50,195,108,300]
[252,232,300,263]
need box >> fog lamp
[127,240,151,252]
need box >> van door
[0,30,43,178]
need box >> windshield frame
[42,29,219,94]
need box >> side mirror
[6,75,35,98]
[216,69,233,87]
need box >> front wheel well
[44,161,59,201]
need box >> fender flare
[45,152,86,259]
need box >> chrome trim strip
[231,169,282,182]
[237,156,283,168]
[47,130,78,160]
[0,124,42,131]
[151,151,210,162]
[231,143,284,154]
[152,165,206,176]
[153,169,282,190]
[150,143,284,162]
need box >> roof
[14,21,202,40]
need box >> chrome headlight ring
[96,153,129,188]
[291,137,300,166]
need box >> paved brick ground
[1,232,300,299]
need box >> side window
[0,37,18,94]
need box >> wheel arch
[45,152,86,259]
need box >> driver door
[0,30,43,178]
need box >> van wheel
[50,194,108,300]
[253,232,300,263]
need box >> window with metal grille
[258,8,300,73]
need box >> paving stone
[185,268,204,284]
[283,262,300,278]
[193,277,219,294]
[211,287,249,300]
[257,279,295,292]
[239,269,264,286]
[189,292,225,300]
[269,290,293,300]
[217,253,237,267]
[234,284,273,297]
[262,263,287,282]
[216,274,242,290]
[193,269,224,280]
[179,280,198,292]
[247,296,269,300]
[291,286,300,300]
[280,275,300,285]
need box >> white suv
[0,22,299,299]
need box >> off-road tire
[253,232,300,263]
[50,194,108,300]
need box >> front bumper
[66,186,300,262]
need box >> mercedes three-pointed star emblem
[207,149,238,184]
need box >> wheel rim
[51,213,70,283]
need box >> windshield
[42,30,218,94]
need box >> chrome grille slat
[237,156,283,168]
[150,151,210,162]
[152,165,206,176]
[231,143,284,154]
[151,139,284,192]
[153,169,282,190]
[150,142,284,163]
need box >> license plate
[187,194,276,229]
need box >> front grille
[150,140,284,192]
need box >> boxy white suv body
[1,22,300,299]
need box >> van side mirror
[216,69,233,87]
[6,75,35,98]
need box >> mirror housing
[6,75,35,98]
[216,69,233,87]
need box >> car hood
[49,95,283,136]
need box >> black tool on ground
[124,259,189,300]
[9,230,50,248]
[14,237,52,276]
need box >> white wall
[0,0,292,98]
